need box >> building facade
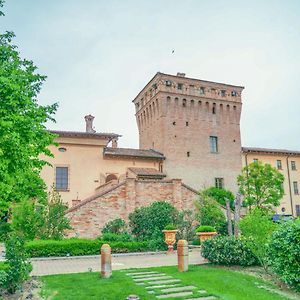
[133,72,244,194]
[242,147,300,217]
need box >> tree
[237,161,284,208]
[195,192,226,232]
[0,1,58,217]
[203,187,235,209]
[240,207,277,271]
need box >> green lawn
[41,265,293,300]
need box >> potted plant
[196,225,217,243]
[162,224,178,254]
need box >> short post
[177,239,188,272]
[101,244,112,278]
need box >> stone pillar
[177,240,188,272]
[101,244,112,278]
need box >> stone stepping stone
[186,297,217,300]
[148,279,181,285]
[146,284,181,289]
[134,276,172,282]
[127,271,159,276]
[132,273,166,278]
[161,286,197,293]
[199,290,207,293]
[156,291,193,298]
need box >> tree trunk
[234,193,242,237]
[225,198,233,236]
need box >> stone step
[186,297,217,300]
[161,286,197,293]
[156,291,193,299]
[134,276,172,282]
[146,284,181,289]
[148,279,181,285]
[126,271,159,276]
[132,273,166,278]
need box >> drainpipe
[286,155,294,216]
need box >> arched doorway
[105,174,118,183]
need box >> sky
[1,0,300,150]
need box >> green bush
[25,239,150,257]
[1,235,32,294]
[240,208,277,270]
[0,221,11,242]
[267,218,300,291]
[129,201,178,249]
[201,236,258,266]
[101,218,127,234]
[164,224,176,230]
[203,187,235,209]
[196,225,216,232]
[100,232,134,242]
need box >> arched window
[105,174,118,183]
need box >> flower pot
[196,231,217,243]
[162,229,178,254]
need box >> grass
[41,265,294,300]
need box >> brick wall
[66,178,198,239]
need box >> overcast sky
[1,0,300,150]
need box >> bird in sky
[172,50,175,53]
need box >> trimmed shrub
[164,224,176,230]
[99,233,134,242]
[268,218,300,291]
[201,236,258,266]
[196,225,216,232]
[25,239,150,257]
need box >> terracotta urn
[162,230,178,254]
[196,231,217,243]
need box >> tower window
[200,87,205,95]
[209,136,218,153]
[215,178,224,189]
[165,80,172,86]
[276,160,282,170]
[177,83,183,90]
[55,167,69,191]
[231,90,237,97]
[186,121,189,126]
[291,161,296,170]
[182,99,186,107]
[172,121,176,125]
[220,90,226,97]
[187,152,190,157]
[212,106,216,114]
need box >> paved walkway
[31,249,205,276]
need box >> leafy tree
[10,188,71,240]
[195,192,226,232]
[0,1,58,217]
[237,161,284,208]
[176,209,197,241]
[203,187,235,209]
[40,188,71,240]
[240,208,277,270]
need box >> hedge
[268,219,300,292]
[25,239,150,257]
[201,236,258,266]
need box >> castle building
[40,72,299,237]
[133,72,244,194]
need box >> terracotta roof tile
[51,130,120,139]
[242,147,300,156]
[128,167,166,178]
[104,147,165,160]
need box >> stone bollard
[101,244,112,278]
[177,239,188,272]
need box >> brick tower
[132,72,244,193]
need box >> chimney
[84,115,96,133]
[177,72,186,77]
[112,138,118,148]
